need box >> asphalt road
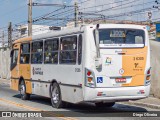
[0,82,160,120]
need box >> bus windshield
[98,29,145,48]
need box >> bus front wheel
[51,82,63,108]
[19,80,30,100]
[95,102,115,108]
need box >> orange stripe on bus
[122,47,147,86]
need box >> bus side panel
[31,64,44,96]
[11,79,19,91]
[11,43,20,91]
[60,85,83,103]
[33,82,50,98]
[19,64,32,94]
[42,65,84,102]
[25,81,32,94]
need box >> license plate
[115,78,126,83]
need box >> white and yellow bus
[10,24,151,108]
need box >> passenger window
[20,43,30,64]
[60,36,77,64]
[31,41,43,64]
[78,34,82,65]
[44,38,59,64]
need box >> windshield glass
[99,29,145,47]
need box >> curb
[120,101,160,110]
[0,79,10,86]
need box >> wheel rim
[52,86,59,104]
[20,84,25,95]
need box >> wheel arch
[49,79,64,108]
[18,76,24,91]
[49,79,58,97]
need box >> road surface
[0,82,159,120]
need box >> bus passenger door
[10,47,19,91]
[19,43,32,94]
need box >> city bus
[10,24,151,108]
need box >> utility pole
[147,11,152,26]
[74,2,78,27]
[8,22,12,49]
[28,0,32,36]
[2,31,4,47]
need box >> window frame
[94,28,146,49]
[10,49,19,70]
[31,40,44,64]
[20,42,31,64]
[78,34,83,65]
[44,38,59,64]
[59,35,77,65]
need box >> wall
[0,48,10,80]
[150,40,160,98]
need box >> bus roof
[13,36,32,44]
[13,24,146,43]
[98,24,146,30]
[33,26,84,40]
[13,26,84,44]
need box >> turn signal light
[88,77,93,82]
[146,76,150,80]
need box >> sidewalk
[0,79,10,86]
[121,97,160,110]
[0,79,160,109]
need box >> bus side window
[31,41,43,64]
[20,43,30,64]
[60,36,77,64]
[78,34,82,65]
[11,50,18,64]
[10,49,19,70]
[44,38,59,64]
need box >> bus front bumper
[84,85,150,102]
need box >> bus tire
[95,102,115,108]
[19,80,30,100]
[50,82,63,108]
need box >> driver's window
[11,50,18,64]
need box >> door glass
[20,43,30,64]
[11,50,18,64]
[10,49,19,70]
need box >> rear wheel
[19,80,30,100]
[50,82,64,108]
[95,102,115,108]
